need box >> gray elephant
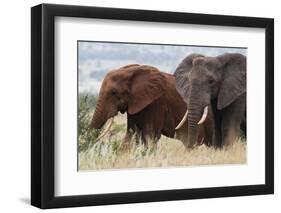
[174,53,246,149]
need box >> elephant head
[91,64,166,129]
[174,53,246,148]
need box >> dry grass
[78,113,246,171]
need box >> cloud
[78,42,247,94]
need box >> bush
[78,93,127,152]
[78,94,100,152]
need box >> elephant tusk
[198,106,208,125]
[96,117,114,141]
[175,109,188,130]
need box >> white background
[55,18,265,196]
[0,0,279,212]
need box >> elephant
[174,53,246,149]
[90,64,213,147]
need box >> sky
[78,41,247,95]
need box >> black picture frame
[31,3,274,209]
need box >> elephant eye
[209,79,215,85]
[111,89,122,100]
[111,89,117,96]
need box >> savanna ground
[78,94,246,171]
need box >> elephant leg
[240,111,247,137]
[221,93,246,148]
[120,115,137,150]
[124,115,135,143]
[221,120,239,148]
[202,125,212,146]
[141,131,161,146]
[175,123,188,143]
[124,130,133,143]
[122,129,136,150]
[140,123,161,147]
[201,106,214,146]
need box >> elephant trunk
[91,98,107,129]
[185,88,203,148]
[186,109,201,148]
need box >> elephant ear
[174,54,204,104]
[128,65,166,114]
[217,53,246,110]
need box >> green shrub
[78,93,100,152]
[78,93,127,152]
